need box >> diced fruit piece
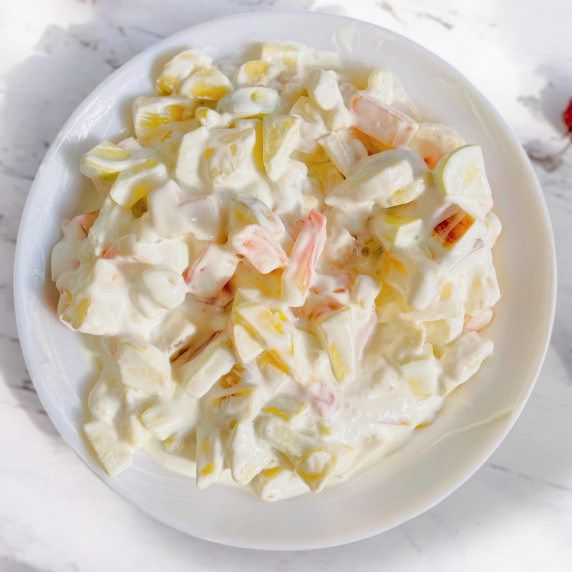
[217,87,280,118]
[179,195,220,241]
[140,400,192,441]
[261,42,301,75]
[80,140,138,183]
[236,59,281,86]
[204,127,258,188]
[289,95,327,153]
[175,126,210,189]
[138,267,186,311]
[227,421,275,485]
[229,224,288,274]
[431,207,475,250]
[352,91,418,147]
[110,160,168,208]
[262,395,308,421]
[195,426,224,488]
[464,308,493,332]
[228,194,285,238]
[251,465,308,501]
[132,96,196,145]
[296,448,336,493]
[195,106,233,128]
[305,68,350,130]
[262,114,301,181]
[325,148,426,208]
[366,68,394,105]
[84,420,132,475]
[174,335,236,398]
[184,244,238,300]
[400,356,440,400]
[156,48,212,95]
[373,212,424,250]
[433,144,493,217]
[115,341,172,397]
[440,331,493,394]
[409,122,465,169]
[316,306,356,383]
[320,129,367,177]
[178,68,232,101]
[146,180,188,239]
[281,210,327,307]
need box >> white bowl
[14,11,556,550]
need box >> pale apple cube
[366,68,394,105]
[440,331,494,394]
[400,356,440,400]
[485,211,502,247]
[255,416,307,460]
[146,180,189,239]
[228,194,286,239]
[195,426,225,488]
[305,68,350,130]
[235,59,281,86]
[296,449,336,492]
[153,311,198,356]
[423,315,465,346]
[373,213,424,250]
[230,321,264,364]
[176,336,236,398]
[325,148,426,207]
[261,42,301,75]
[87,377,121,423]
[109,160,168,209]
[290,95,327,153]
[251,466,308,501]
[178,68,232,101]
[175,126,211,190]
[156,48,212,95]
[126,415,151,449]
[132,96,196,145]
[352,90,418,147]
[115,341,173,397]
[217,86,280,118]
[140,400,185,441]
[179,195,220,241]
[320,129,367,177]
[138,267,187,311]
[229,224,288,274]
[317,306,356,384]
[184,244,238,299]
[228,421,275,485]
[262,114,301,181]
[84,420,133,476]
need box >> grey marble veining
[1,0,571,570]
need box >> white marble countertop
[1,0,571,570]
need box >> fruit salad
[51,41,501,501]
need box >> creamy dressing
[52,41,500,501]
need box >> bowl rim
[14,9,557,551]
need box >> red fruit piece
[563,98,572,132]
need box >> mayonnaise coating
[51,41,501,501]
